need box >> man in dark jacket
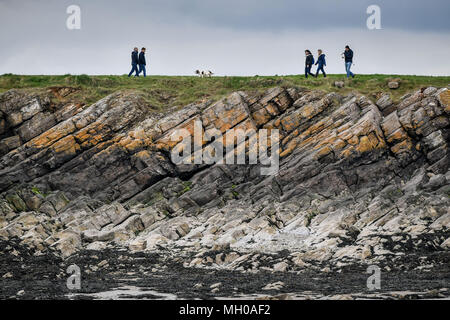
[343,45,355,78]
[128,47,139,77]
[315,49,326,78]
[304,50,316,78]
[138,48,147,77]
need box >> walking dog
[195,70,214,78]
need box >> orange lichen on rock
[251,108,271,127]
[155,116,203,151]
[201,93,249,133]
[347,135,359,145]
[52,135,80,156]
[386,128,408,144]
[28,120,76,149]
[222,119,257,150]
[315,146,333,160]
[117,135,145,153]
[332,138,347,151]
[340,146,355,158]
[280,113,300,132]
[391,139,413,154]
[356,136,376,153]
[439,90,449,113]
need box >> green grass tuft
[0,74,448,110]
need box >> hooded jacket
[131,51,139,65]
[315,54,326,67]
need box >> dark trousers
[128,64,139,77]
[305,65,315,78]
[138,64,146,77]
[316,65,326,77]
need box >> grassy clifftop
[0,74,449,109]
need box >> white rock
[129,239,147,251]
[210,282,222,289]
[262,281,285,290]
[388,81,400,89]
[273,261,288,272]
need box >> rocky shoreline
[1,85,449,299]
[1,239,448,300]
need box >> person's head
[134,47,138,52]
[318,49,323,55]
[305,50,311,55]
[345,45,350,51]
[141,47,146,52]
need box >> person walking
[304,50,316,78]
[343,45,355,78]
[315,49,326,78]
[138,47,147,77]
[128,47,139,77]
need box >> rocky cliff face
[0,85,449,298]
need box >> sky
[0,0,449,76]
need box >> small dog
[195,70,214,78]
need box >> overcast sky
[0,0,449,76]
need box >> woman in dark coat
[315,49,327,77]
[304,50,316,78]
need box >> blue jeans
[305,66,315,78]
[138,64,146,77]
[128,64,139,77]
[316,65,326,77]
[346,62,354,78]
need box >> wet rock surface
[1,239,448,300]
[0,86,449,299]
